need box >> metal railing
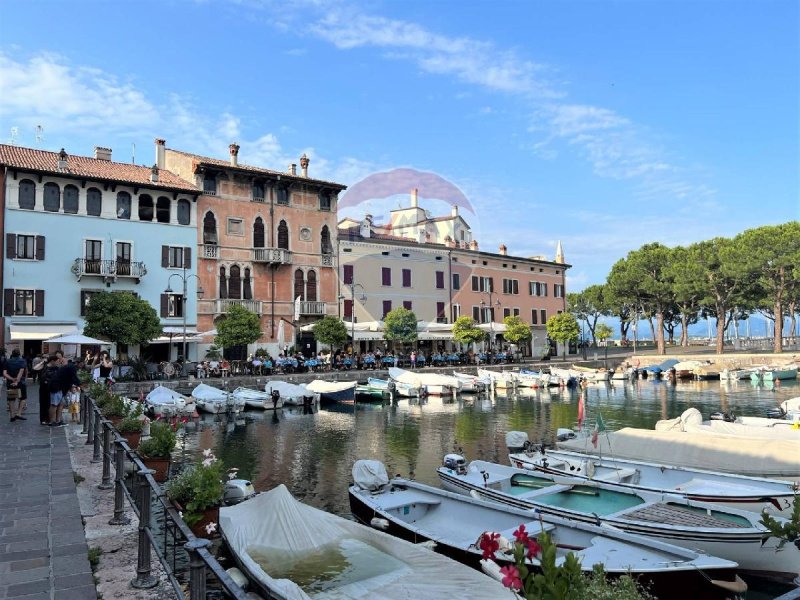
[252,247,292,264]
[215,299,263,314]
[298,301,326,316]
[82,394,248,600]
[321,254,335,267]
[201,245,219,259]
[71,258,147,281]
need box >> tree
[595,323,613,344]
[215,305,262,350]
[383,307,417,350]
[84,291,162,348]
[545,313,580,360]
[452,316,486,347]
[568,285,609,346]
[666,245,703,347]
[503,315,532,349]
[312,316,348,351]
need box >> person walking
[50,359,80,426]
[40,355,61,425]
[4,349,28,422]
[31,353,45,383]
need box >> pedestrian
[50,358,80,426]
[67,385,81,424]
[90,351,113,383]
[40,355,61,425]
[31,353,45,383]
[4,349,28,422]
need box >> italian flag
[591,414,606,448]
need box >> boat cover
[145,385,187,405]
[558,427,800,480]
[389,367,459,388]
[305,380,356,393]
[266,380,311,398]
[191,383,228,402]
[231,387,269,400]
[656,408,800,440]
[506,431,529,449]
[219,485,507,600]
[352,460,389,492]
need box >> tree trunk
[647,317,656,344]
[656,311,665,355]
[789,302,797,344]
[680,313,689,346]
[774,299,783,353]
[715,307,726,354]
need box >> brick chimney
[57,148,68,172]
[470,240,479,250]
[410,188,418,208]
[451,204,458,217]
[229,143,240,167]
[94,146,112,161]
[154,138,166,169]
[288,163,297,176]
[150,164,159,183]
[300,154,309,177]
[499,244,507,256]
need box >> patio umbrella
[46,332,110,345]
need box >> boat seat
[592,467,639,483]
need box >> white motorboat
[144,385,193,417]
[232,387,283,410]
[367,376,422,398]
[218,484,509,600]
[506,431,798,517]
[476,368,516,390]
[388,367,460,396]
[514,369,544,388]
[305,379,357,404]
[451,371,488,393]
[191,383,244,414]
[660,408,800,441]
[265,380,318,406]
[349,460,745,600]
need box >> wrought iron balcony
[321,254,335,267]
[298,301,326,316]
[215,299,263,315]
[202,245,219,259]
[252,247,292,265]
[71,258,147,283]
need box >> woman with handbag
[4,349,28,422]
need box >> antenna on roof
[9,127,18,145]
[34,125,44,146]
[132,143,136,164]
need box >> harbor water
[176,376,800,599]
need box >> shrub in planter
[117,414,146,448]
[101,396,127,420]
[138,421,177,482]
[167,450,230,536]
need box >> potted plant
[117,414,146,448]
[101,395,128,424]
[137,420,178,482]
[166,449,229,538]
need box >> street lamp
[479,291,501,357]
[340,282,366,355]
[164,265,204,371]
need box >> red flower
[513,524,529,544]
[500,565,522,590]
[526,537,542,559]
[478,531,500,559]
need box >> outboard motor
[766,407,787,420]
[270,389,281,408]
[387,381,397,392]
[443,453,467,475]
[556,428,577,442]
[506,431,530,453]
[223,479,256,505]
[709,411,736,422]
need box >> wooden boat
[191,383,245,414]
[305,379,357,404]
[476,368,517,390]
[218,484,509,600]
[355,383,389,401]
[388,367,460,396]
[505,431,798,517]
[751,365,799,382]
[367,376,422,398]
[231,387,283,410]
[265,380,318,406]
[144,385,193,417]
[349,461,744,600]
[438,457,800,580]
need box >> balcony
[321,254,335,267]
[252,247,292,265]
[202,245,219,259]
[71,258,147,283]
[215,299,263,315]
[298,301,326,316]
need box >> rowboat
[231,387,283,410]
[144,385,193,417]
[476,368,517,390]
[218,484,509,599]
[514,369,546,388]
[355,383,389,401]
[191,383,245,414]
[388,367,460,396]
[750,365,799,382]
[349,460,745,600]
[437,457,800,580]
[305,379,357,404]
[451,371,488,393]
[505,431,798,517]
[264,380,318,406]
[367,376,422,398]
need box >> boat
[437,456,800,580]
[451,371,488,393]
[476,368,517,390]
[694,363,721,380]
[355,383,389,401]
[232,387,283,410]
[191,383,245,414]
[265,380,318,406]
[218,484,509,600]
[305,379,357,404]
[505,431,798,517]
[388,367,461,396]
[570,365,612,382]
[348,460,745,600]
[660,408,800,441]
[750,365,799,382]
[367,376,422,398]
[641,358,680,378]
[514,369,545,388]
[144,385,193,417]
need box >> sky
[1,0,798,293]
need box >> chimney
[154,138,166,169]
[57,148,68,172]
[150,164,159,183]
[360,216,372,238]
[451,204,458,217]
[410,188,418,208]
[229,143,240,167]
[94,146,112,161]
[470,240,479,250]
[288,163,297,176]
[499,244,507,256]
[445,235,456,248]
[300,153,310,177]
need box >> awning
[10,323,78,341]
[418,332,454,341]
[149,335,204,344]
[162,326,198,335]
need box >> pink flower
[478,531,500,559]
[513,524,529,544]
[526,537,542,559]
[500,565,522,590]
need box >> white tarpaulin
[10,323,77,341]
[46,332,110,345]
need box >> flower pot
[108,416,124,426]
[141,455,170,482]
[122,431,142,448]
[174,502,219,538]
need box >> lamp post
[479,291,501,357]
[340,282,366,355]
[164,265,203,370]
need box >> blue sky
[1,0,797,292]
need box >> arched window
[253,217,265,248]
[43,183,60,212]
[116,191,131,219]
[306,270,317,301]
[203,212,218,244]
[87,187,102,216]
[138,194,153,221]
[219,267,228,299]
[156,196,171,223]
[243,268,252,300]
[228,265,241,299]
[321,225,332,254]
[18,179,35,210]
[177,199,191,225]
[63,185,79,214]
[277,220,289,250]
[294,269,305,301]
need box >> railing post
[80,393,89,435]
[184,538,212,600]
[109,441,130,525]
[98,422,113,489]
[92,411,103,463]
[85,401,94,445]
[130,468,158,590]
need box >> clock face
[299,227,312,241]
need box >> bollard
[184,538,212,600]
[98,422,113,489]
[109,441,130,525]
[92,410,103,463]
[80,394,89,435]
[85,401,94,445]
[130,468,158,590]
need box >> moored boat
[751,365,799,382]
[191,383,244,414]
[265,380,318,406]
[388,367,460,395]
[144,385,193,417]
[451,371,488,393]
[232,386,283,410]
[476,368,517,390]
[367,376,422,398]
[305,379,357,404]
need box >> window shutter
[543,283,548,297]
[471,276,478,291]
[488,277,494,293]
[382,300,392,318]
[436,302,445,319]
[6,234,16,259]
[343,299,353,319]
[381,268,391,286]
[184,247,192,269]
[80,291,87,316]
[3,289,13,316]
[160,294,168,317]
[435,271,444,289]
[531,309,538,325]
[35,236,45,261]
[343,264,353,285]
[161,246,169,268]
[34,290,45,316]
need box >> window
[502,279,519,294]
[402,269,412,288]
[435,271,444,289]
[382,300,392,318]
[227,217,244,236]
[43,182,60,212]
[203,173,217,195]
[294,269,305,301]
[451,304,461,322]
[343,299,353,319]
[177,199,191,225]
[471,275,479,291]
[403,300,412,311]
[219,267,228,299]
[436,302,446,322]
[319,192,331,211]
[15,290,36,315]
[16,235,35,259]
[554,284,564,298]
[84,187,101,216]
[531,309,538,325]
[452,273,460,290]
[18,179,35,210]
[514,308,520,317]
[471,276,493,292]
[6,234,44,261]
[229,265,242,299]
[80,290,100,316]
[277,220,289,249]
[162,246,191,269]
[63,185,79,214]
[243,268,253,300]
[156,197,171,223]
[203,212,218,244]
[472,306,481,322]
[162,294,183,318]
[343,264,353,285]
[540,309,547,324]
[381,267,391,286]
[530,281,547,296]
[116,242,131,276]
[321,226,332,254]
[542,283,548,297]
[306,270,317,302]
[252,181,265,201]
[138,194,153,221]
[503,307,511,319]
[484,306,496,323]
[253,217,265,248]
[85,240,102,274]
[116,191,131,219]
[276,186,288,205]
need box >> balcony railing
[252,247,292,265]
[215,299,263,315]
[299,301,326,316]
[71,258,147,282]
[321,254,335,267]
[202,245,219,259]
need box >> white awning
[10,323,78,341]
[149,335,204,344]
[162,326,198,335]
[418,332,453,341]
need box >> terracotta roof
[0,145,198,192]
[167,148,347,189]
